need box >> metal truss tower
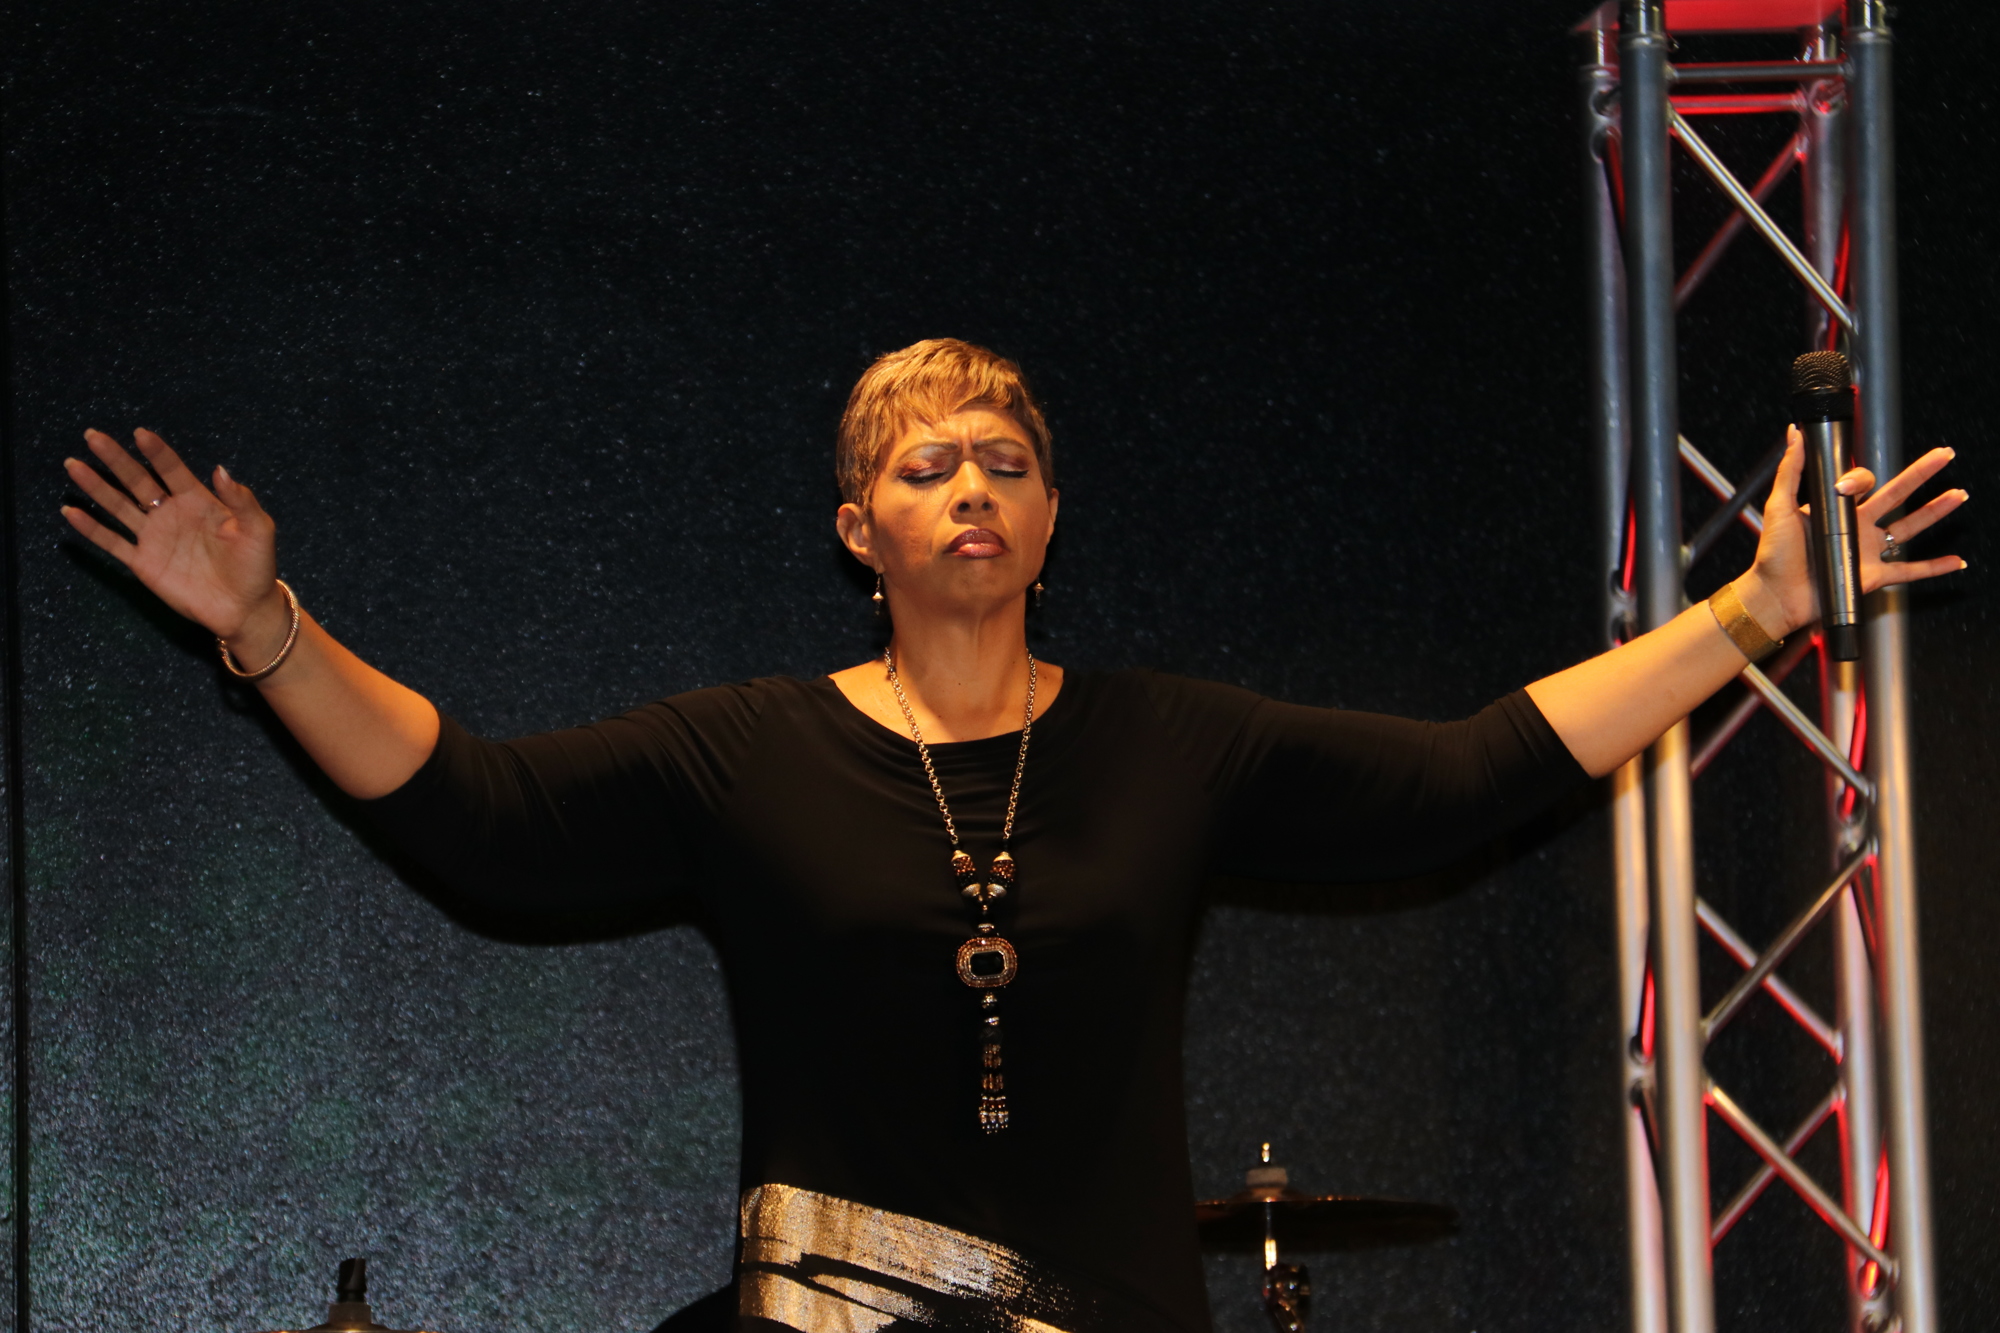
[1578,2,1934,1331]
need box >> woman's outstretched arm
[62,427,438,799]
[1524,426,1966,779]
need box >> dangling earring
[1032,581,1044,608]
[873,574,886,616]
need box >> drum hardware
[254,1257,436,1333]
[1195,1143,1458,1332]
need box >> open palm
[1751,427,1966,634]
[61,428,279,640]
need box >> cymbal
[1195,1188,1457,1252]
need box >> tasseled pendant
[953,847,1018,1132]
[979,1011,1009,1132]
[889,645,1036,1136]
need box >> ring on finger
[1882,528,1906,563]
[145,497,165,511]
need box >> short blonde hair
[836,338,1054,506]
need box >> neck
[888,596,1032,737]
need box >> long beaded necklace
[884,644,1037,1134]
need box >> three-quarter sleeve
[360,682,764,913]
[1140,672,1589,883]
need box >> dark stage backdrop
[2,3,1994,1331]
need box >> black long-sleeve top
[364,669,1587,1331]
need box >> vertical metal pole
[1584,17,1669,1333]
[1801,28,1886,1328]
[1800,25,1846,352]
[1834,890,1886,1325]
[1584,15,1680,1320]
[1849,4,1937,1331]
[1586,20,1634,654]
[1826,648,1879,1333]
[1621,5,1712,1333]
[1616,761,1669,1333]
[1644,721,1708,1333]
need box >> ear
[836,501,879,569]
[1045,488,1059,539]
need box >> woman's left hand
[1529,430,1966,776]
[1740,427,1968,637]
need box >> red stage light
[1577,0,1845,35]
[1664,0,1843,32]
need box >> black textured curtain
[2,3,1993,1330]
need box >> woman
[61,339,1963,1332]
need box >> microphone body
[1791,352,1863,661]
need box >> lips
[945,528,1008,558]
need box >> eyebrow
[905,436,1030,451]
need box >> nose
[949,460,996,516]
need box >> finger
[83,429,167,505]
[58,505,138,566]
[211,463,267,518]
[1835,466,1875,498]
[1768,427,1805,513]
[1871,554,1966,589]
[1884,488,1968,543]
[64,455,150,529]
[1858,446,1956,522]
[132,428,209,498]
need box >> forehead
[887,406,1032,451]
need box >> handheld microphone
[1790,351,1864,661]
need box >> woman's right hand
[62,426,439,795]
[62,428,285,643]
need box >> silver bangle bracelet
[218,579,302,683]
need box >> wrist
[221,584,293,665]
[1732,570,1795,641]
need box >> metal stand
[1579,3,1935,1331]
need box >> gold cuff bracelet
[1708,580,1783,664]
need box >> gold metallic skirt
[736,1183,1102,1332]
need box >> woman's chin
[903,568,1032,613]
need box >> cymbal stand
[1253,1144,1312,1333]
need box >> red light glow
[1575,0,1842,36]
[1671,93,1806,116]
[1641,967,1657,1060]
[1663,0,1842,32]
[1859,1152,1891,1294]
[1620,505,1638,597]
[1840,687,1868,820]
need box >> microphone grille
[1790,350,1852,395]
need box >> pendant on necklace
[888,645,1035,1135]
[953,850,1017,1133]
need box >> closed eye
[892,436,1036,485]
[897,462,1030,483]
[976,445,1033,479]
